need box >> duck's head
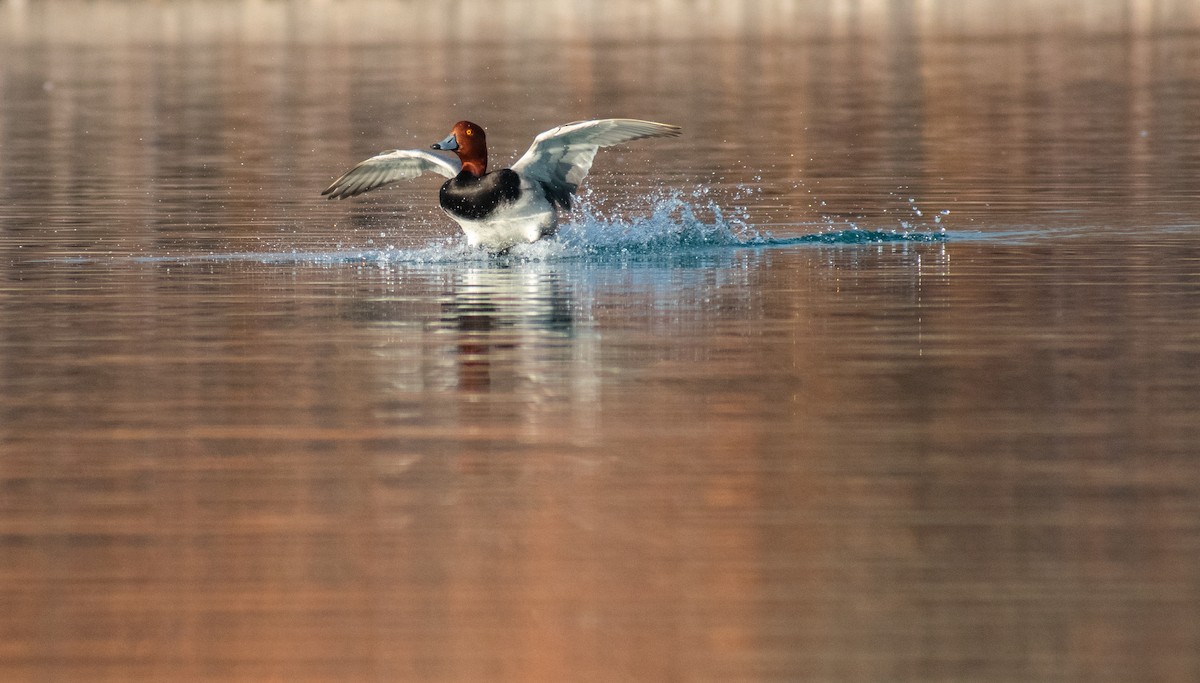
[432,121,487,177]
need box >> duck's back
[439,169,522,220]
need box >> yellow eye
[464,128,474,137]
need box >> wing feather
[322,149,461,200]
[510,119,680,210]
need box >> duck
[322,119,681,251]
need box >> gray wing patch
[539,160,582,210]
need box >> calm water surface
[2,2,1200,681]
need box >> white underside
[445,182,558,251]
[446,181,561,250]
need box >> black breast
[439,169,522,220]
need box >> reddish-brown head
[431,121,488,177]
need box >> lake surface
[2,1,1200,681]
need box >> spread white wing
[510,119,681,209]
[322,149,461,200]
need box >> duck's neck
[460,154,487,178]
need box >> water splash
[512,188,760,259]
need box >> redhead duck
[322,119,681,251]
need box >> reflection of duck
[322,119,681,251]
[444,267,574,393]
